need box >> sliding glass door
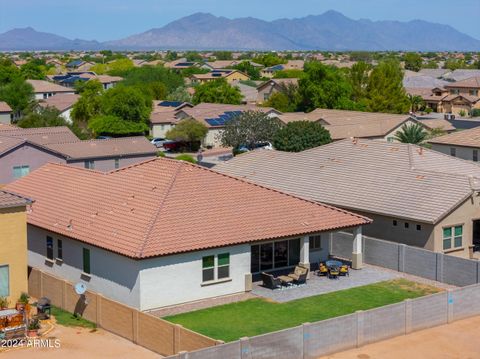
[251,238,300,273]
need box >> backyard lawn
[165,279,440,342]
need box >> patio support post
[352,226,363,269]
[300,235,310,277]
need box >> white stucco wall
[151,123,174,138]
[431,143,479,162]
[27,225,142,308]
[0,112,11,124]
[139,244,250,311]
[60,108,73,124]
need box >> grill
[36,297,51,319]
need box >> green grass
[165,279,439,342]
[51,306,97,330]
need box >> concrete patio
[252,264,400,302]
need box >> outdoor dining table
[325,260,343,269]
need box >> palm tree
[407,94,425,113]
[394,123,427,144]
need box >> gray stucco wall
[67,154,155,172]
[431,143,479,162]
[0,143,65,184]
[0,112,11,124]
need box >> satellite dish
[74,282,87,295]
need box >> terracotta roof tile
[38,94,80,112]
[429,126,480,147]
[0,101,12,113]
[27,80,74,94]
[4,158,370,259]
[0,190,32,209]
[0,126,79,145]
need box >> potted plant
[16,292,30,312]
[0,297,9,310]
[27,318,41,337]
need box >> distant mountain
[1,12,480,51]
[0,27,101,51]
[105,11,480,51]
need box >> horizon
[1,1,479,42]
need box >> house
[442,77,480,115]
[429,126,480,161]
[215,139,480,259]
[442,69,480,82]
[38,94,80,123]
[4,159,370,310]
[232,80,260,104]
[27,80,75,100]
[260,60,305,78]
[66,60,94,72]
[0,190,31,305]
[201,60,263,71]
[149,101,193,138]
[51,72,123,90]
[190,70,250,84]
[278,109,455,141]
[0,126,157,184]
[0,101,13,124]
[256,78,299,104]
[164,58,199,71]
[176,103,281,148]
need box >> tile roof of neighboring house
[0,190,32,209]
[0,101,12,113]
[231,81,259,103]
[442,70,480,82]
[38,94,80,112]
[27,80,74,94]
[416,119,456,132]
[257,78,299,90]
[4,159,370,258]
[0,126,79,145]
[442,94,480,103]
[215,139,480,224]
[179,103,280,128]
[44,137,157,160]
[444,76,480,89]
[205,60,237,69]
[428,126,480,147]
[0,136,25,155]
[418,69,451,78]
[150,110,179,125]
[191,70,248,80]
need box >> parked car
[151,137,167,148]
[96,136,112,140]
[237,142,273,152]
[162,140,183,151]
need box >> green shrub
[175,154,196,163]
[459,110,467,117]
[471,109,480,117]
[157,151,166,157]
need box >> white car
[150,138,167,148]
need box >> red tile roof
[4,159,370,259]
[0,101,12,113]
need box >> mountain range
[1,11,480,51]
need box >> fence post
[240,337,251,359]
[96,293,102,327]
[132,310,139,344]
[398,244,406,272]
[302,322,310,359]
[174,324,183,354]
[404,299,413,334]
[447,289,454,323]
[356,310,364,348]
[436,253,444,283]
[62,280,67,310]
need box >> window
[470,90,478,96]
[474,150,478,162]
[393,220,398,226]
[274,241,288,267]
[13,165,30,179]
[263,93,270,101]
[450,148,456,157]
[454,225,463,248]
[202,255,215,282]
[443,227,452,250]
[416,224,422,231]
[83,248,90,274]
[114,158,120,169]
[387,137,394,143]
[217,253,230,279]
[46,236,54,260]
[404,222,409,229]
[309,235,322,250]
[84,160,95,169]
[0,265,9,297]
[450,89,459,95]
[57,239,63,260]
[443,225,463,250]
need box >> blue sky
[1,0,479,42]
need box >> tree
[364,60,410,114]
[185,52,203,62]
[233,61,260,80]
[20,60,48,80]
[166,119,208,151]
[407,94,425,113]
[0,79,34,115]
[253,54,286,67]
[394,123,427,144]
[18,106,66,128]
[192,79,243,105]
[121,65,184,94]
[166,86,192,103]
[273,121,332,152]
[71,80,104,124]
[264,83,300,112]
[88,115,148,137]
[106,58,134,76]
[101,86,152,123]
[349,61,371,103]
[273,69,305,79]
[220,111,282,150]
[404,53,422,72]
[213,51,233,60]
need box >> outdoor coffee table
[278,275,294,287]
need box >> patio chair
[261,272,281,290]
[318,263,328,276]
[288,266,309,285]
[328,267,340,279]
[340,265,349,276]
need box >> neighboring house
[51,72,123,90]
[256,78,299,104]
[442,69,480,82]
[190,70,250,84]
[201,60,263,71]
[4,159,370,310]
[0,126,157,184]
[0,190,31,305]
[65,60,94,72]
[429,126,480,161]
[27,80,75,100]
[260,60,305,78]
[442,77,480,115]
[232,80,260,104]
[164,58,199,71]
[38,94,80,123]
[176,103,281,148]
[278,109,455,141]
[216,139,480,259]
[149,101,193,138]
[0,101,13,124]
